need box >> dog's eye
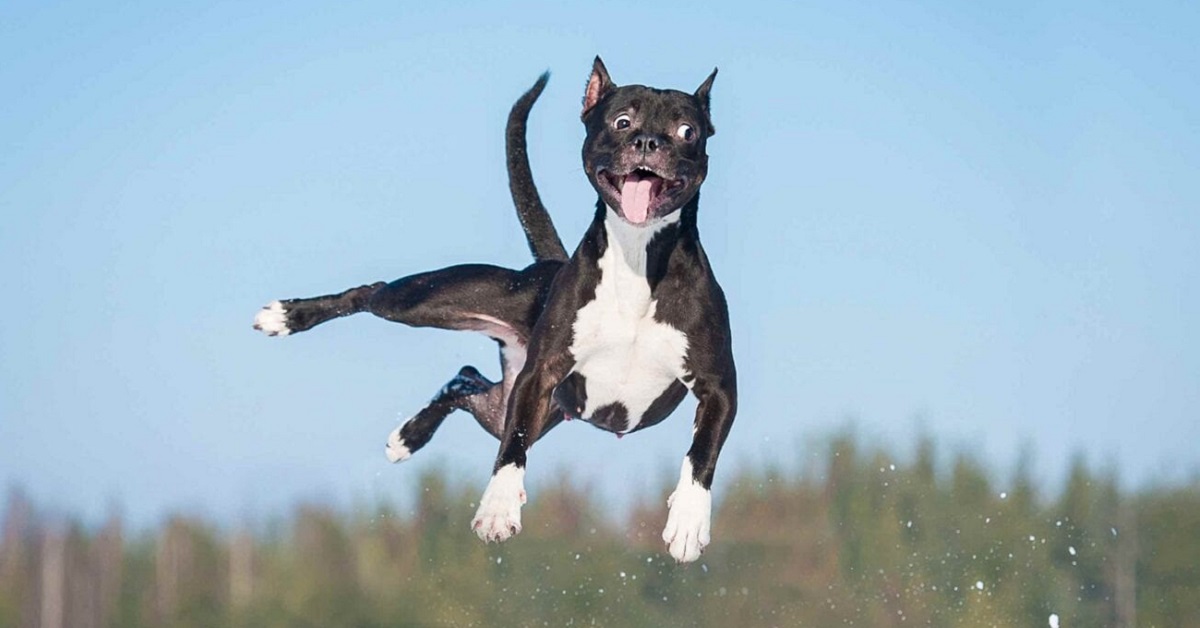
[676,124,695,141]
[614,114,632,130]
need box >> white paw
[662,459,712,563]
[471,464,526,543]
[253,301,291,336]
[384,424,412,463]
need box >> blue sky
[2,0,1197,526]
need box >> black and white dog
[253,58,736,562]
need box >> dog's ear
[694,67,718,137]
[582,56,615,120]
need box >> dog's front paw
[471,464,526,543]
[252,301,291,336]
[384,424,412,463]
[662,463,712,563]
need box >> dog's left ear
[582,56,615,120]
[694,67,718,137]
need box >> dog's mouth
[598,167,687,224]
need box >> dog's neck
[591,197,704,291]
[600,205,679,272]
[592,192,701,236]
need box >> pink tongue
[620,174,654,223]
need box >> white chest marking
[568,209,690,432]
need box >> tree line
[2,435,1197,627]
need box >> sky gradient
[2,0,1197,526]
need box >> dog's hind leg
[255,262,564,453]
[364,263,555,336]
[253,282,386,336]
[366,262,560,459]
[385,365,504,462]
[387,332,561,461]
[255,262,558,338]
[385,319,567,461]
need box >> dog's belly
[568,296,689,432]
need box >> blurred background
[1,0,1197,625]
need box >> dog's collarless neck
[596,205,676,264]
[592,194,700,233]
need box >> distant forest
[3,435,1198,627]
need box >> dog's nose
[632,133,662,154]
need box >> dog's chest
[568,217,689,431]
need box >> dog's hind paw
[384,425,412,463]
[662,461,712,563]
[471,464,526,543]
[252,301,291,336]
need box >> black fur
[507,72,568,263]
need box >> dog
[253,58,736,563]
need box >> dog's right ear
[582,56,615,120]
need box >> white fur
[384,424,411,463]
[500,343,526,400]
[472,463,527,542]
[465,312,527,401]
[253,301,290,336]
[463,312,521,346]
[662,458,711,563]
[568,209,690,432]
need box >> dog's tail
[507,72,568,263]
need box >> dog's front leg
[471,354,570,543]
[663,369,738,563]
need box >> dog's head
[581,57,717,225]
